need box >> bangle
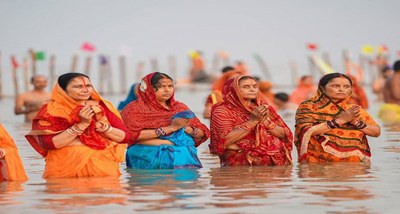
[0,149,6,158]
[105,125,113,133]
[331,119,340,128]
[155,127,167,137]
[190,127,199,136]
[98,123,109,132]
[326,121,335,129]
[355,121,367,129]
[268,122,277,131]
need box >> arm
[97,103,132,143]
[14,94,37,115]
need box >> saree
[209,76,293,166]
[294,88,378,163]
[121,73,210,169]
[0,124,28,181]
[25,83,126,178]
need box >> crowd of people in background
[4,54,400,181]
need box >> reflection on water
[1,88,400,213]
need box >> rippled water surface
[1,85,400,214]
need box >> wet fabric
[0,124,28,181]
[209,76,293,166]
[25,82,127,178]
[295,86,378,163]
[121,73,210,169]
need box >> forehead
[327,77,351,85]
[33,76,47,81]
[239,78,257,86]
[69,76,91,85]
[157,78,173,85]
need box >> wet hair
[58,72,89,91]
[253,76,261,82]
[393,60,400,72]
[300,75,312,81]
[318,73,352,89]
[382,66,392,74]
[151,72,173,91]
[274,92,289,102]
[221,66,234,73]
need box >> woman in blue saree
[121,72,210,169]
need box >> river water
[1,84,400,214]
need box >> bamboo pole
[168,55,177,80]
[308,55,317,80]
[106,56,114,94]
[322,52,331,67]
[11,56,19,97]
[119,55,127,94]
[210,53,220,78]
[29,49,37,76]
[84,56,92,76]
[70,54,78,72]
[150,58,159,72]
[136,61,145,82]
[49,54,56,86]
[98,55,107,94]
[23,57,30,91]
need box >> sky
[1,0,400,89]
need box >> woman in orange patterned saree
[1,124,28,181]
[25,73,130,178]
[210,75,293,166]
[295,73,381,163]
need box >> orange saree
[0,124,28,181]
[295,89,377,163]
[25,83,126,178]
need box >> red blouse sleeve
[37,135,57,150]
[101,102,132,143]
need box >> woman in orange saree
[210,75,293,166]
[0,124,28,181]
[25,73,130,178]
[295,73,381,163]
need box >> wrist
[334,118,346,126]
[76,122,90,130]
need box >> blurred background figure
[203,66,243,119]
[347,75,369,109]
[372,66,393,101]
[117,83,139,111]
[14,75,51,122]
[289,75,317,106]
[188,50,210,83]
[234,60,250,75]
[379,60,400,124]
[258,80,274,104]
[273,92,297,118]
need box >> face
[32,76,48,90]
[323,77,352,102]
[238,78,258,101]
[154,78,174,103]
[65,76,94,102]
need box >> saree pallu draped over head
[210,76,293,166]
[294,87,377,163]
[25,82,126,178]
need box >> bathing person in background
[289,75,316,106]
[14,75,51,122]
[117,83,139,111]
[379,60,400,123]
[372,66,393,101]
[295,73,381,163]
[26,72,130,178]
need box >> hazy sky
[1,0,400,84]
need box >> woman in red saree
[209,75,293,166]
[121,72,210,169]
[25,73,130,178]
[1,124,28,181]
[295,73,381,163]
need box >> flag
[306,43,318,51]
[81,42,96,52]
[377,44,388,54]
[11,56,19,69]
[35,51,46,60]
[361,45,374,55]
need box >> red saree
[209,76,293,166]
[121,72,210,147]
